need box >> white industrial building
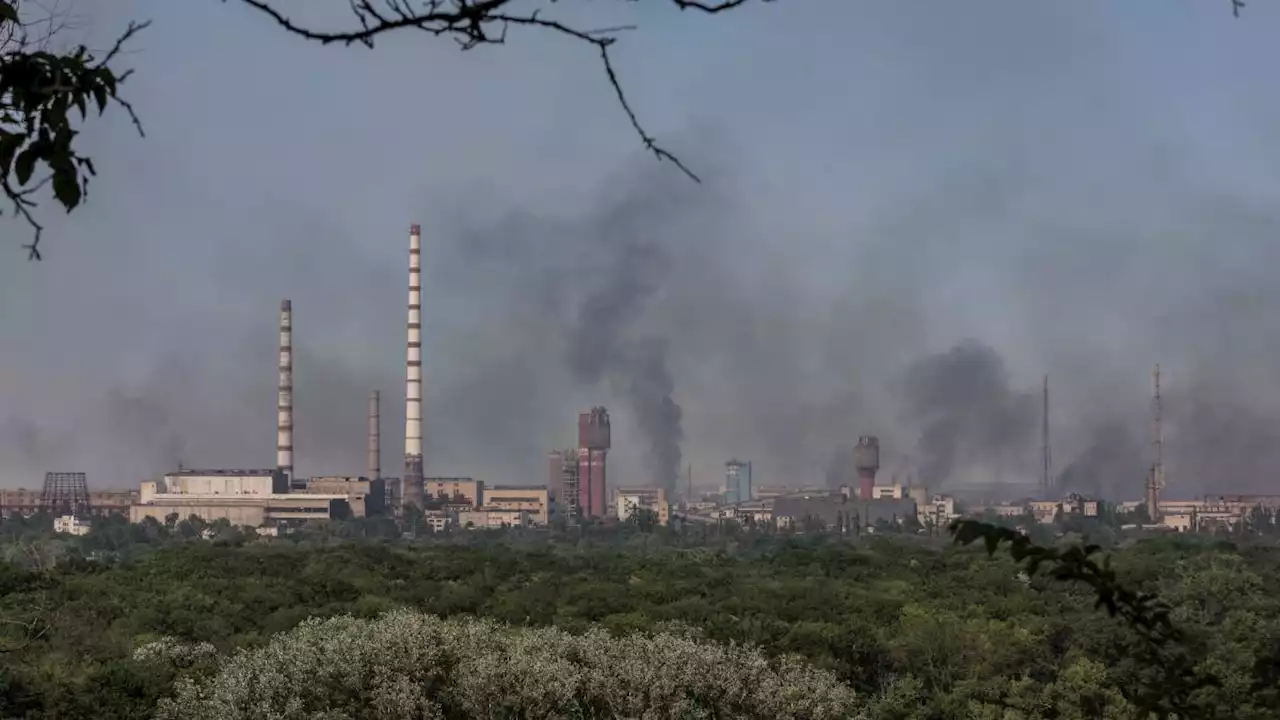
[130,469,350,528]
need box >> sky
[2,0,1280,499]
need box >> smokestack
[1042,374,1052,498]
[276,299,294,479]
[402,224,425,510]
[367,390,380,481]
[854,436,880,500]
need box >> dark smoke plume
[1167,387,1280,497]
[547,169,690,493]
[1056,420,1145,498]
[824,446,855,489]
[903,340,1036,488]
[615,338,684,492]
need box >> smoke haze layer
[2,0,1280,500]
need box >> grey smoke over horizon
[2,0,1280,501]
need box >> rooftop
[168,469,281,477]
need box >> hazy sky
[2,0,1279,498]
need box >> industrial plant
[3,223,1279,540]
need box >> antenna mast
[1146,364,1164,522]
[1041,374,1052,498]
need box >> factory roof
[773,495,917,526]
[167,469,281,477]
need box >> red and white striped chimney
[277,299,294,479]
[402,224,425,509]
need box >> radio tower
[1041,374,1052,498]
[1145,364,1165,522]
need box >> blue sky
[2,0,1279,496]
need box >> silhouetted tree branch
[0,0,148,260]
[230,0,777,185]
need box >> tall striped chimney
[402,224,425,509]
[276,299,294,479]
[367,390,381,481]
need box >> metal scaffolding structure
[40,472,91,517]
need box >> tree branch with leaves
[0,0,148,260]
[228,0,774,185]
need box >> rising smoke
[902,340,1038,489]
[564,202,684,492]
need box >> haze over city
[2,0,1279,502]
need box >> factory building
[300,476,386,518]
[613,486,667,509]
[424,478,483,507]
[130,469,350,527]
[457,508,530,529]
[772,493,916,533]
[577,407,611,519]
[724,460,753,505]
[753,485,826,500]
[484,486,552,526]
[616,492,671,525]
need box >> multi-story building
[616,491,671,525]
[423,478,483,507]
[919,494,959,528]
[423,511,451,533]
[484,486,552,526]
[0,487,137,517]
[724,460,753,505]
[870,483,904,500]
[0,487,44,517]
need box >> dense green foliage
[1,514,1278,718]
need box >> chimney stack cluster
[265,224,430,509]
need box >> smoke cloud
[1056,421,1146,499]
[902,341,1038,489]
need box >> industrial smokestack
[276,299,294,480]
[367,390,381,481]
[402,224,425,510]
[854,435,880,500]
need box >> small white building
[919,495,959,528]
[457,508,529,529]
[423,512,451,533]
[53,515,91,536]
